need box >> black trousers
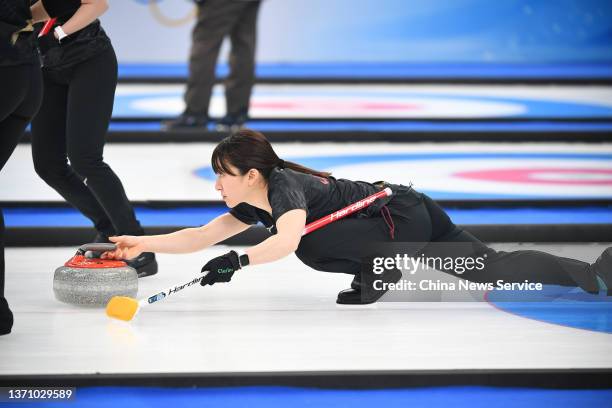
[31,48,143,237]
[295,186,595,292]
[0,62,43,332]
[185,0,260,116]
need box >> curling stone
[53,243,138,306]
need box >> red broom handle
[302,187,392,235]
[39,18,57,37]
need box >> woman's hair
[211,129,331,179]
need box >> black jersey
[40,0,81,19]
[230,167,380,233]
[35,0,111,70]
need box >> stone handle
[77,243,117,257]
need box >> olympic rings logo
[131,0,197,27]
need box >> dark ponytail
[211,129,331,179]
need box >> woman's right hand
[101,236,147,260]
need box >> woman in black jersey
[29,0,156,277]
[1,0,45,335]
[105,129,612,304]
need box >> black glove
[200,250,242,286]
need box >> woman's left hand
[200,250,242,286]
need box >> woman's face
[214,163,250,208]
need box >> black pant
[0,63,43,296]
[31,48,143,237]
[0,62,43,331]
[185,0,260,115]
[295,186,594,292]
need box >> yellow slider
[106,296,140,321]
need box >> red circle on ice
[454,168,612,185]
[250,101,422,111]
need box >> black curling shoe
[92,231,111,243]
[590,247,612,295]
[337,268,403,305]
[215,108,248,132]
[127,252,158,278]
[162,111,208,130]
[0,296,14,336]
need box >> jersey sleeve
[269,171,308,222]
[229,203,260,225]
[41,0,81,18]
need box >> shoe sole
[337,269,403,305]
[592,247,612,296]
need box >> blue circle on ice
[486,285,612,334]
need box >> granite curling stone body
[54,243,138,306]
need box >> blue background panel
[106,1,612,65]
[3,207,611,228]
[107,121,612,133]
[118,62,612,80]
[12,386,612,408]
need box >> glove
[200,250,242,286]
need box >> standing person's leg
[0,210,11,334]
[0,65,42,169]
[31,69,116,238]
[220,0,260,129]
[64,48,156,277]
[166,0,244,129]
[65,48,141,236]
[0,63,43,335]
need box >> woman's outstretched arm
[104,213,251,259]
